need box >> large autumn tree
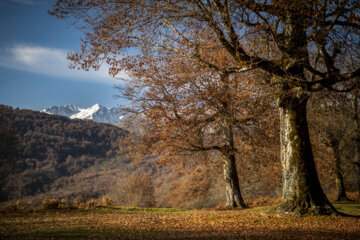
[116,42,275,208]
[51,0,360,214]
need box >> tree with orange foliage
[50,0,360,214]
[116,45,275,208]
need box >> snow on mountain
[41,104,81,117]
[70,103,100,120]
[41,104,124,125]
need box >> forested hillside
[0,104,282,207]
[1,101,359,208]
[0,105,127,202]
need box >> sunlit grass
[333,203,360,214]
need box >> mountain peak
[41,104,123,125]
[41,104,81,117]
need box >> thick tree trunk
[353,92,360,203]
[331,140,350,202]
[278,94,337,215]
[223,153,246,208]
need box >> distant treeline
[0,105,127,201]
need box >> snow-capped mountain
[41,104,81,117]
[41,104,124,125]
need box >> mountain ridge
[41,104,124,125]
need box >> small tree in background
[112,171,155,208]
[308,92,354,202]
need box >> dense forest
[0,105,127,202]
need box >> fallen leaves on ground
[1,205,360,239]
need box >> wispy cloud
[0,45,126,84]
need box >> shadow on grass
[2,226,360,240]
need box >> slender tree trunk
[353,92,360,203]
[356,161,360,203]
[331,140,349,202]
[223,153,246,208]
[219,81,246,209]
[278,94,336,215]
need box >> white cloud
[0,45,126,84]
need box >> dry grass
[246,196,282,207]
[0,201,27,213]
[0,196,115,213]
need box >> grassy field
[1,204,360,239]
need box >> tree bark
[223,153,246,208]
[331,139,349,202]
[356,161,360,203]
[220,83,246,209]
[278,93,337,215]
[353,92,360,203]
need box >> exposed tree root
[278,200,338,216]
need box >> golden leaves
[2,206,360,239]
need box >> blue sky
[0,0,125,110]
